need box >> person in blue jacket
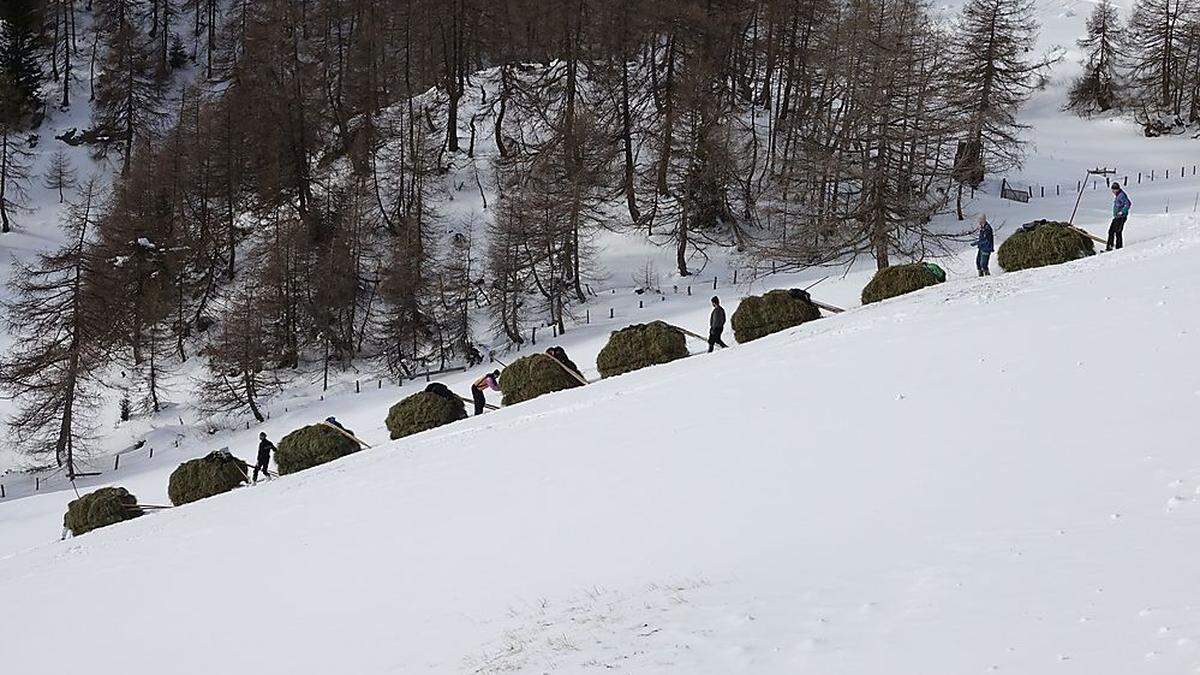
[1108,183,1132,250]
[972,214,994,276]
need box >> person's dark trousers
[253,453,270,482]
[976,250,991,276]
[1107,215,1127,250]
[471,386,486,415]
[708,331,728,353]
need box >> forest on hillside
[0,0,1186,474]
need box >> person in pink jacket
[470,370,500,415]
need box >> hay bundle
[386,389,467,440]
[998,220,1095,272]
[861,263,946,305]
[64,486,143,536]
[500,353,583,406]
[276,423,361,475]
[730,289,821,343]
[167,450,248,506]
[596,321,689,378]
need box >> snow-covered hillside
[1,210,1197,673]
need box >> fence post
[149,447,154,459]
[378,379,382,389]
[638,299,643,309]
[1,484,5,498]
[355,380,360,393]
[114,455,120,471]
[1076,180,1081,192]
[531,327,537,345]
[609,307,614,318]
[552,325,557,337]
[687,285,692,296]
[425,372,430,382]
[1138,172,1142,184]
[35,477,40,491]
[1040,186,1044,198]
[586,309,590,324]
[712,276,717,290]
[733,269,738,284]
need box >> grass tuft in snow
[861,263,946,305]
[998,220,1096,272]
[595,321,689,379]
[730,289,821,343]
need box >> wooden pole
[1069,225,1108,246]
[812,299,846,314]
[457,395,499,411]
[320,421,373,449]
[544,353,590,386]
[679,327,724,348]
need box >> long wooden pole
[813,299,845,314]
[458,394,499,411]
[321,421,373,449]
[678,327,725,348]
[1070,226,1108,246]
[544,353,590,386]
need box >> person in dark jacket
[973,214,994,276]
[708,296,728,352]
[470,370,500,415]
[253,432,275,483]
[1108,183,1132,250]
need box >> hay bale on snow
[998,220,1095,272]
[730,289,821,343]
[64,486,143,536]
[386,388,467,440]
[276,423,361,475]
[500,353,583,406]
[167,449,248,506]
[861,262,945,305]
[596,321,689,378]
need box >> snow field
[0,213,1197,673]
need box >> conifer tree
[0,0,45,118]
[44,149,77,202]
[92,4,164,174]
[1126,0,1192,118]
[0,72,35,233]
[0,179,112,476]
[1068,0,1124,115]
[949,0,1054,218]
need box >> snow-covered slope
[1,214,1197,673]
